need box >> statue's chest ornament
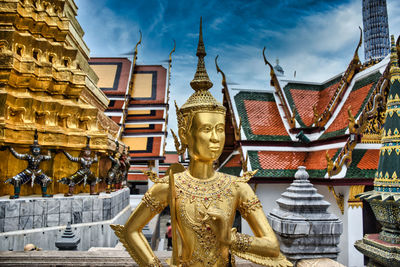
[174,171,236,266]
[175,171,234,209]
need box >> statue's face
[186,112,225,162]
[32,147,40,156]
[84,149,91,157]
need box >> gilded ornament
[111,18,291,267]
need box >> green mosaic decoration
[234,92,291,141]
[344,149,378,179]
[357,36,400,254]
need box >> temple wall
[242,183,363,267]
[0,188,130,251]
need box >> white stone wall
[0,188,132,251]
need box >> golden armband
[231,230,292,267]
[238,196,263,219]
[231,231,254,253]
[143,191,164,213]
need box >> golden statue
[111,19,291,267]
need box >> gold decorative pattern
[328,186,345,214]
[238,196,263,219]
[328,60,390,176]
[142,170,168,184]
[263,47,295,129]
[348,185,365,208]
[237,170,258,183]
[232,231,253,252]
[143,191,165,213]
[175,171,234,208]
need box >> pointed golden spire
[390,35,400,80]
[190,17,213,91]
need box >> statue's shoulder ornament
[236,169,258,183]
[142,170,169,184]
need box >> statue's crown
[177,17,226,121]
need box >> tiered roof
[283,76,341,127]
[89,57,169,183]
[221,34,393,184]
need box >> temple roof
[234,91,291,141]
[222,50,391,183]
[283,75,341,127]
[89,58,168,161]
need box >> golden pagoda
[0,0,120,196]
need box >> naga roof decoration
[222,35,394,183]
[263,47,296,129]
[327,66,390,177]
[313,27,363,128]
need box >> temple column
[347,206,364,267]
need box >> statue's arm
[9,147,28,160]
[63,150,79,162]
[43,151,52,161]
[232,183,291,266]
[116,182,168,266]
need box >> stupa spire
[190,17,213,91]
[374,35,400,198]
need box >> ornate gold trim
[348,185,365,208]
[328,186,344,214]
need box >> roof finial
[390,35,400,77]
[190,17,213,92]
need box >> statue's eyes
[216,125,225,133]
[201,126,212,132]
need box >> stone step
[0,250,264,266]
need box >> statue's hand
[200,207,231,246]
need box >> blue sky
[75,0,400,150]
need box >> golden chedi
[111,19,291,267]
[0,0,120,196]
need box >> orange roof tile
[257,149,337,170]
[317,83,340,116]
[128,174,148,181]
[244,100,288,136]
[357,149,380,170]
[288,81,339,126]
[258,151,307,170]
[164,153,179,164]
[291,90,319,126]
[325,83,374,134]
[225,154,242,168]
[304,149,338,170]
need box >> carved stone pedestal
[267,166,343,262]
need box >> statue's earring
[170,129,186,155]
